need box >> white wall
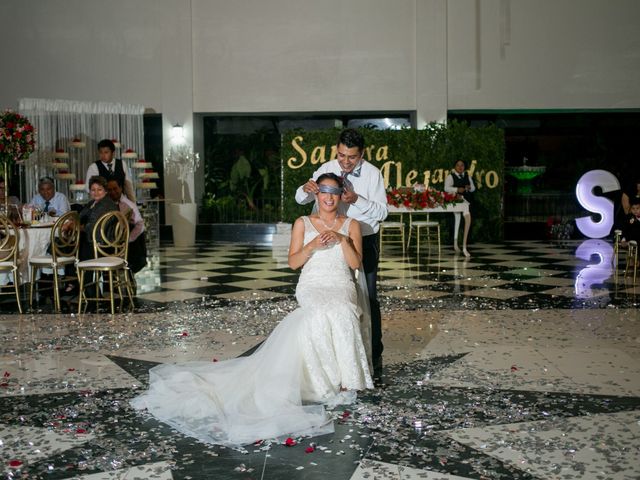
[191,0,417,113]
[447,0,640,110]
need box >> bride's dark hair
[316,173,343,187]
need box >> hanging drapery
[18,98,145,202]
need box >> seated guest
[0,180,21,287]
[621,198,640,247]
[107,178,147,273]
[621,176,640,215]
[71,176,118,261]
[30,177,70,217]
[0,179,21,222]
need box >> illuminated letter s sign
[575,170,620,239]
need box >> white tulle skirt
[131,280,372,447]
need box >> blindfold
[317,184,343,195]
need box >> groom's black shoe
[372,356,383,378]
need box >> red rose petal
[510,365,518,372]
[181,331,188,337]
[68,368,75,372]
[341,411,351,419]
[8,460,23,468]
[75,428,87,434]
[284,437,296,447]
[305,446,315,453]
[212,358,218,362]
[3,371,10,377]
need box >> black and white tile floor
[1,239,639,479]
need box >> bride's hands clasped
[308,230,344,251]
[318,229,345,247]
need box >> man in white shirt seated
[107,178,147,274]
[30,177,70,217]
[86,139,136,202]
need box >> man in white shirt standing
[295,128,388,373]
[30,176,70,217]
[107,178,147,275]
[85,139,136,202]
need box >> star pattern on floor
[1,352,639,479]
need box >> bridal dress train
[131,217,373,447]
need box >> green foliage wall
[281,121,505,241]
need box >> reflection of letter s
[574,239,613,299]
[575,170,620,239]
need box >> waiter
[295,128,388,373]
[85,139,136,201]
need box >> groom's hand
[302,179,319,194]
[341,190,358,204]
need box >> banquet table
[388,200,471,257]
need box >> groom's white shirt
[295,159,388,236]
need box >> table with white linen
[17,225,54,284]
[388,201,471,256]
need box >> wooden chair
[0,215,22,313]
[406,213,440,257]
[379,212,405,256]
[29,211,80,311]
[76,211,134,314]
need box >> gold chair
[0,215,22,313]
[29,211,80,311]
[379,213,405,256]
[406,213,440,257]
[624,240,638,284]
[77,211,134,314]
[613,229,622,279]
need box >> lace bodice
[297,216,356,304]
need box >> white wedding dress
[131,217,373,447]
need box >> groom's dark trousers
[362,232,383,362]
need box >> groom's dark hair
[337,129,365,152]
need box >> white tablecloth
[388,201,471,254]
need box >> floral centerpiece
[0,110,36,209]
[386,183,460,210]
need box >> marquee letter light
[574,239,613,299]
[575,170,620,238]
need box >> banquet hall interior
[1,1,639,479]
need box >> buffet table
[388,200,471,257]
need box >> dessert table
[388,200,471,257]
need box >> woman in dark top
[77,176,118,261]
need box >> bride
[131,173,373,447]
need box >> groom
[295,128,388,372]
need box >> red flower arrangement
[386,184,460,210]
[0,110,36,165]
